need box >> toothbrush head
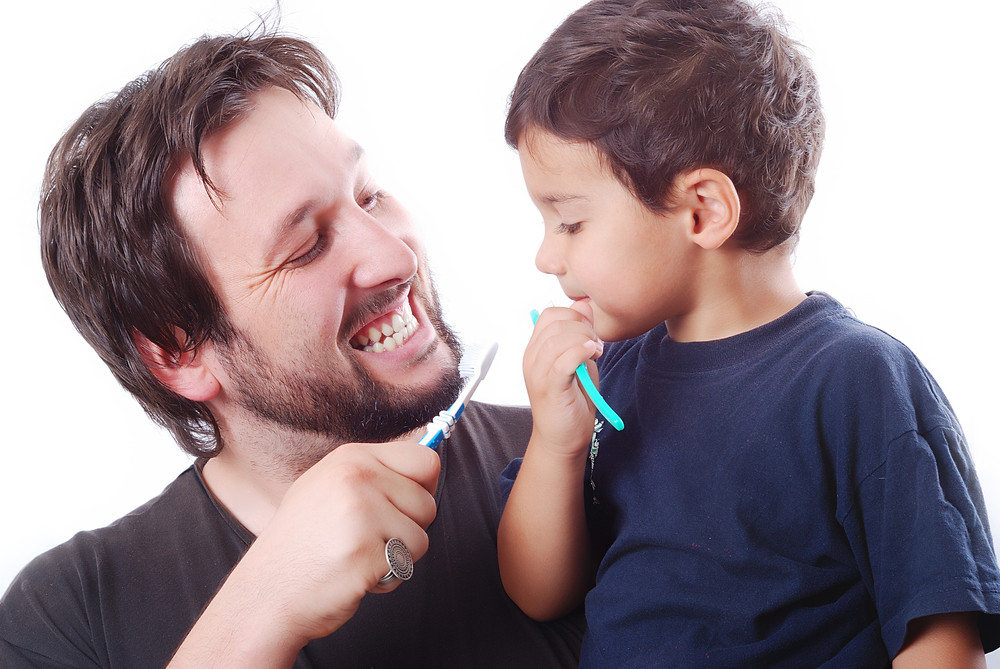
[458,341,499,382]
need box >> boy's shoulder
[601,291,908,354]
[788,294,931,378]
[599,292,933,387]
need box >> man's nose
[343,211,419,289]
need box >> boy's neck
[665,246,806,343]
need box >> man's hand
[168,439,440,668]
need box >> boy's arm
[498,433,592,620]
[497,304,602,621]
[892,613,986,668]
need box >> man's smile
[349,299,420,352]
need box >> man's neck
[200,422,334,536]
[199,417,428,536]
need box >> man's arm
[168,441,440,668]
[892,613,986,669]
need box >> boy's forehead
[518,127,622,201]
[519,127,606,174]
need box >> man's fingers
[369,440,442,496]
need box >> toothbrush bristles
[458,343,488,379]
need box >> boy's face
[518,129,699,342]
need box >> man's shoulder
[2,467,213,608]
[13,467,202,573]
[0,466,243,666]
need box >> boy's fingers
[569,299,594,325]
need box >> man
[0,28,583,667]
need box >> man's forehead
[167,88,363,222]
[197,88,339,182]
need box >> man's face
[169,87,462,448]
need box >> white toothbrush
[418,341,499,449]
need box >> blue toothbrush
[418,341,499,449]
[530,309,624,431]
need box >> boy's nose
[534,233,563,276]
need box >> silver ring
[377,538,413,584]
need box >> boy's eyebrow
[539,193,588,205]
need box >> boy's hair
[505,0,825,252]
[40,27,340,456]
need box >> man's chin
[335,367,464,444]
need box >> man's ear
[674,168,741,251]
[132,329,220,402]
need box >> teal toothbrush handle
[530,309,624,431]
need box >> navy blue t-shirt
[503,293,1000,667]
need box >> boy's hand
[523,302,602,458]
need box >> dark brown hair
[505,0,825,252]
[39,27,340,456]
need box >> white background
[1,0,997,660]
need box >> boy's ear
[132,329,220,402]
[675,168,741,251]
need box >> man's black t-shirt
[0,402,584,668]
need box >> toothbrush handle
[418,424,446,449]
[529,308,625,431]
[418,399,470,449]
[574,365,625,430]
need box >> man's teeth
[351,303,419,353]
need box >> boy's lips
[349,297,420,353]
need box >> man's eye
[289,232,329,267]
[360,189,386,213]
[556,221,582,235]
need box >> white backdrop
[2,0,998,657]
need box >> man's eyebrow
[265,142,367,259]
[273,202,317,247]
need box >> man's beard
[215,280,464,452]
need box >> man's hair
[40,27,340,456]
[505,0,825,252]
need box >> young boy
[496,0,1000,666]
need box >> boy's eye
[556,221,582,235]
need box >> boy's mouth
[349,300,419,353]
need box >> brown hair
[39,26,340,456]
[505,0,825,252]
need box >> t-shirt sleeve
[0,549,102,668]
[498,457,523,508]
[841,424,1000,656]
